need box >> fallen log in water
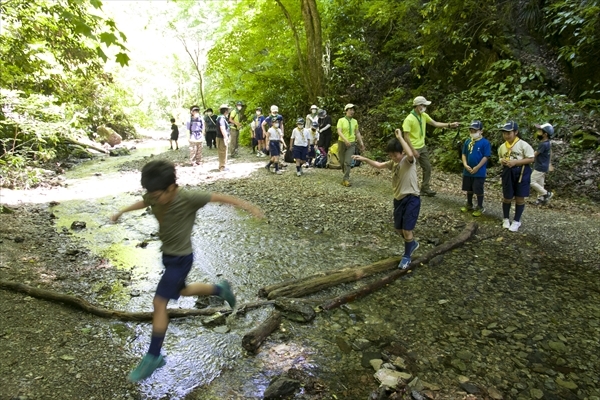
[0,280,272,321]
[320,222,478,310]
[242,311,282,353]
[260,222,478,301]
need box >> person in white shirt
[305,105,319,129]
[290,118,311,176]
[265,118,286,174]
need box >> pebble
[555,378,577,390]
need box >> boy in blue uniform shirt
[531,123,554,205]
[111,160,264,382]
[353,129,420,270]
[460,120,491,217]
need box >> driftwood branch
[63,137,109,154]
[260,223,478,301]
[0,281,272,321]
[242,311,282,353]
[320,222,478,310]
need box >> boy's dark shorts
[255,130,264,141]
[170,132,179,141]
[308,144,316,158]
[155,253,193,300]
[502,165,531,198]
[269,140,281,157]
[292,145,308,160]
[462,176,486,194]
[393,195,421,231]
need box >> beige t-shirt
[143,189,211,256]
[384,156,420,200]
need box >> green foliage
[0,89,89,188]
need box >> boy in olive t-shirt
[111,160,264,382]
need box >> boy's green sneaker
[217,280,236,308]
[128,353,165,382]
[460,203,474,213]
[472,207,485,217]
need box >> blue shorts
[393,195,421,231]
[269,140,281,157]
[155,253,193,300]
[502,165,531,199]
[255,130,264,141]
[292,145,308,161]
[462,176,486,194]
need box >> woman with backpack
[204,108,218,150]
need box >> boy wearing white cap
[531,123,554,205]
[402,96,460,196]
[336,103,365,187]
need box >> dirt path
[1,141,598,400]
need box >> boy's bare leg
[181,281,236,308]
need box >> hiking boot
[509,220,521,232]
[543,191,553,204]
[342,180,351,187]
[421,189,437,197]
[216,280,236,308]
[460,203,474,213]
[502,219,510,229]
[398,255,411,270]
[296,171,302,177]
[128,353,166,382]
[472,207,485,217]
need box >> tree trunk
[300,0,324,99]
[275,0,311,96]
[320,222,479,310]
[242,311,282,353]
[259,222,478,300]
[179,37,207,109]
[62,137,109,154]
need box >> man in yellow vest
[228,101,243,157]
[336,103,365,187]
[403,96,460,196]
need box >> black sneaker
[543,191,553,204]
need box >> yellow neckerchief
[467,136,479,153]
[503,137,520,159]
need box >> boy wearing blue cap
[498,121,535,232]
[460,120,491,217]
[531,123,554,205]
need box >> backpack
[326,142,342,169]
[314,152,327,168]
[284,147,295,163]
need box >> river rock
[530,388,544,399]
[335,336,352,353]
[392,356,406,369]
[555,378,577,390]
[548,341,566,353]
[408,377,424,391]
[201,312,226,326]
[274,299,315,322]
[487,387,504,399]
[451,359,467,372]
[457,350,474,361]
[263,377,300,399]
[352,338,371,351]
[373,369,411,387]
[109,147,130,157]
[460,382,480,394]
[361,351,382,368]
[370,359,383,371]
[70,221,86,230]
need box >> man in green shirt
[336,103,365,186]
[402,96,460,196]
[228,101,243,157]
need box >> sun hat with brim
[311,104,318,110]
[535,123,554,137]
[469,120,483,130]
[271,105,279,113]
[344,103,355,111]
[219,104,230,110]
[318,109,326,117]
[500,121,519,131]
[412,96,431,106]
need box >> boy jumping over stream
[110,159,264,382]
[352,130,420,269]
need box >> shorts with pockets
[155,253,193,300]
[393,195,421,231]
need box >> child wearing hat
[265,117,286,174]
[531,123,554,205]
[498,121,535,232]
[186,106,204,166]
[306,121,320,167]
[460,120,491,217]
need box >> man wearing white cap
[337,103,365,187]
[402,96,460,196]
[305,105,319,129]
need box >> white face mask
[237,106,242,110]
[311,109,317,114]
[207,112,213,116]
[470,131,481,139]
[256,111,261,115]
[274,123,280,128]
[420,106,427,113]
